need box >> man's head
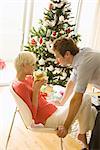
[52,37,79,65]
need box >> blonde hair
[14,51,36,72]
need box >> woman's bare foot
[78,134,89,149]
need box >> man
[52,37,100,149]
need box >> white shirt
[70,48,100,93]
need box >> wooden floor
[0,86,82,150]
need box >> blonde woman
[12,51,97,149]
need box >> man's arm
[52,80,75,106]
[60,80,75,105]
[57,92,83,138]
[64,92,83,129]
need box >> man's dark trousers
[89,105,100,150]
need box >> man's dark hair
[53,37,79,57]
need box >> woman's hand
[33,79,45,91]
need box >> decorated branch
[25,0,80,86]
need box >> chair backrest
[10,85,34,128]
[10,84,56,133]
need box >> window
[0,0,25,61]
[0,0,25,85]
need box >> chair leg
[60,138,63,150]
[5,107,17,150]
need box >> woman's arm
[32,80,45,108]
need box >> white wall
[0,0,25,61]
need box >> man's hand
[57,125,68,138]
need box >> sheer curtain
[0,0,25,85]
[21,0,50,46]
[77,0,100,52]
[0,0,25,61]
[92,0,100,51]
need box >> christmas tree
[25,0,80,87]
